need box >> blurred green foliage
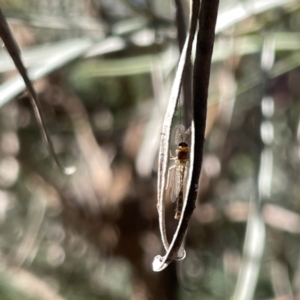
[1,0,300,299]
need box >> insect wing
[174,125,186,145]
[184,126,191,141]
[174,125,191,145]
[166,165,177,203]
[174,164,189,220]
[175,164,188,199]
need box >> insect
[166,125,191,220]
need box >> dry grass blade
[174,0,192,127]
[0,8,75,175]
[154,0,200,262]
[118,0,153,19]
[153,0,219,272]
[216,0,298,33]
[231,199,265,300]
[0,38,119,106]
[0,250,67,300]
[232,36,275,300]
[12,191,46,266]
[174,0,186,53]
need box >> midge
[166,125,190,220]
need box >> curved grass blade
[174,0,193,127]
[0,8,75,174]
[153,0,219,272]
[155,0,200,258]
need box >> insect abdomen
[175,190,183,220]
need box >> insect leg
[169,149,176,159]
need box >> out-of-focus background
[0,0,300,299]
